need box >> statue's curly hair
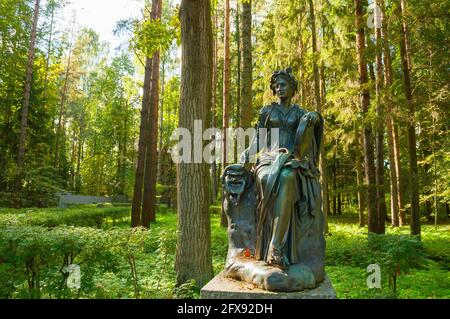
[270,67,298,96]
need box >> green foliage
[210,205,222,215]
[131,3,180,58]
[0,225,119,298]
[16,165,63,207]
[0,206,448,299]
[173,279,199,299]
[368,234,425,292]
[0,206,131,228]
[133,18,175,57]
[326,218,450,298]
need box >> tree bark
[356,132,366,226]
[44,0,55,91]
[211,10,218,204]
[297,9,306,107]
[380,1,399,226]
[309,0,321,111]
[55,28,74,168]
[355,0,378,234]
[175,0,213,287]
[131,56,152,227]
[142,0,163,228]
[221,0,231,228]
[157,58,165,184]
[235,2,241,127]
[374,1,386,233]
[397,0,420,236]
[240,0,252,129]
[15,0,40,192]
[309,0,329,233]
[393,123,406,225]
[222,0,231,167]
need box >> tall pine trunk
[235,2,241,127]
[15,0,40,192]
[221,0,231,228]
[175,0,213,287]
[380,0,400,226]
[55,28,74,168]
[356,132,366,226]
[211,10,218,204]
[374,2,386,233]
[131,57,152,227]
[44,0,55,90]
[355,0,378,234]
[297,7,306,107]
[398,0,420,236]
[142,0,163,227]
[240,0,252,129]
[157,58,165,184]
[309,0,329,233]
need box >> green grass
[0,205,448,299]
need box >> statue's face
[224,172,246,196]
[275,77,293,99]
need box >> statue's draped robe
[250,103,324,267]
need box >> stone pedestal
[201,272,337,299]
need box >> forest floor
[0,205,448,299]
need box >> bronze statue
[222,67,325,292]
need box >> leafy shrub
[10,165,63,208]
[0,225,153,299]
[368,234,425,292]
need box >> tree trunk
[374,2,386,233]
[55,29,74,168]
[131,56,153,227]
[75,113,84,193]
[332,152,337,216]
[157,58,165,184]
[309,0,329,233]
[142,0,163,228]
[319,5,329,232]
[240,0,252,129]
[211,10,218,204]
[297,9,306,106]
[309,0,321,111]
[379,0,399,227]
[355,0,378,234]
[356,132,366,226]
[44,0,55,90]
[386,119,399,226]
[15,0,40,192]
[175,0,213,287]
[221,0,231,228]
[398,0,420,236]
[393,124,406,225]
[337,188,342,215]
[235,2,241,127]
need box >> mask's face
[275,77,293,99]
[224,172,246,195]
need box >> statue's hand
[240,149,249,164]
[305,112,320,126]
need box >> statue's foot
[267,254,287,270]
[225,257,322,292]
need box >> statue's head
[270,67,298,99]
[222,164,251,205]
